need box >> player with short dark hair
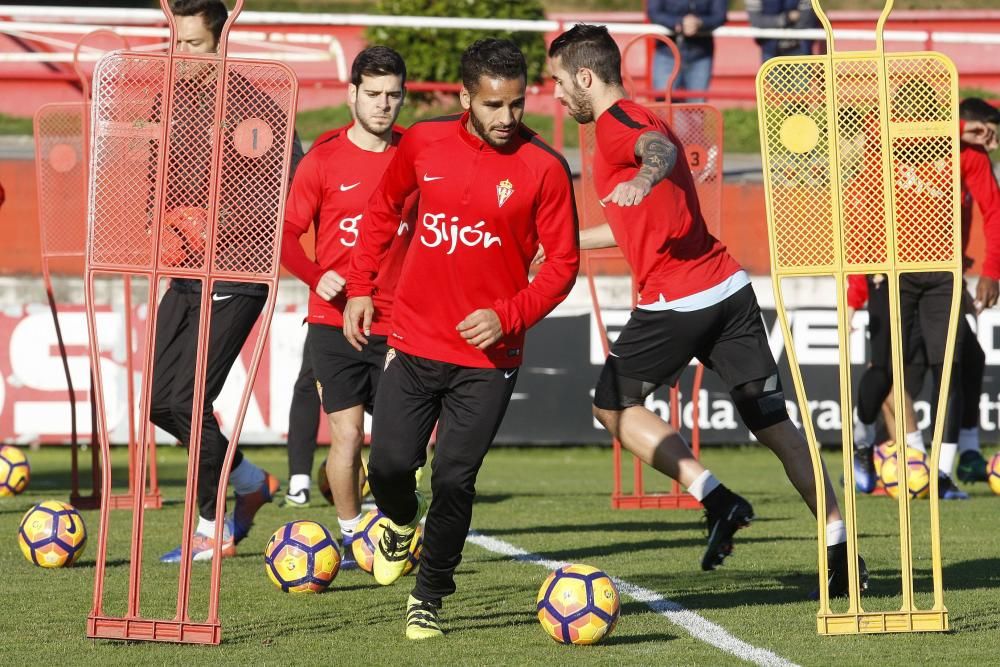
[281,45,411,567]
[155,0,303,563]
[548,23,862,597]
[343,38,579,639]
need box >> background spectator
[647,0,728,102]
[746,0,817,62]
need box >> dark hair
[171,0,228,45]
[351,45,407,87]
[460,39,527,94]
[960,97,1000,124]
[548,24,622,86]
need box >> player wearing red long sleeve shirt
[280,46,412,565]
[549,24,860,599]
[846,101,1000,487]
[343,39,579,640]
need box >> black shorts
[594,284,778,410]
[898,272,961,367]
[307,323,388,414]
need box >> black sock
[701,484,736,516]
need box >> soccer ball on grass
[537,564,620,645]
[264,520,340,593]
[0,444,30,496]
[18,500,86,567]
[880,447,931,499]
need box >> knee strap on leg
[731,374,789,432]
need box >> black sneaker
[406,594,443,640]
[853,445,877,494]
[957,450,989,483]
[701,493,754,571]
[813,542,869,599]
[938,474,969,500]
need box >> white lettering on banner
[338,214,362,247]
[420,212,502,255]
[9,311,123,435]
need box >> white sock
[289,474,311,495]
[826,520,846,546]
[853,414,874,448]
[938,442,958,478]
[230,458,266,495]
[905,430,926,454]
[958,428,981,455]
[338,513,362,543]
[196,516,233,540]
[687,469,721,502]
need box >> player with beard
[281,46,412,566]
[155,0,303,563]
[548,24,863,598]
[343,39,579,639]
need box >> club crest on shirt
[497,178,513,208]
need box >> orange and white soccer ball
[537,564,620,645]
[264,520,340,593]
[987,452,1000,496]
[18,501,87,567]
[0,444,30,496]
[880,447,931,499]
[351,508,421,575]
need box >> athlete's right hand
[315,270,346,301]
[343,296,373,351]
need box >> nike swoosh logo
[340,182,360,191]
[212,294,233,302]
[66,519,77,534]
[423,174,444,182]
[504,369,517,379]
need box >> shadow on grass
[480,520,704,536]
[604,631,677,645]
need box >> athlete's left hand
[458,309,503,349]
[976,276,999,312]
[601,176,652,207]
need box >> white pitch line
[466,531,799,667]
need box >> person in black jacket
[646,0,728,102]
[746,0,816,62]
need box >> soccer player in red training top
[548,24,862,597]
[343,39,579,639]
[281,46,412,567]
[846,102,1000,498]
[156,0,303,563]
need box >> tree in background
[367,0,548,88]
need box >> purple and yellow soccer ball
[881,447,931,500]
[352,508,421,575]
[18,501,87,567]
[0,444,30,496]
[264,520,340,593]
[987,452,1000,496]
[873,441,895,483]
[537,564,621,645]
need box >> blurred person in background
[746,0,816,62]
[646,0,728,102]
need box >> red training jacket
[281,124,413,334]
[348,113,579,368]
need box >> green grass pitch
[1,444,999,665]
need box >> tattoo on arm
[633,131,678,187]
